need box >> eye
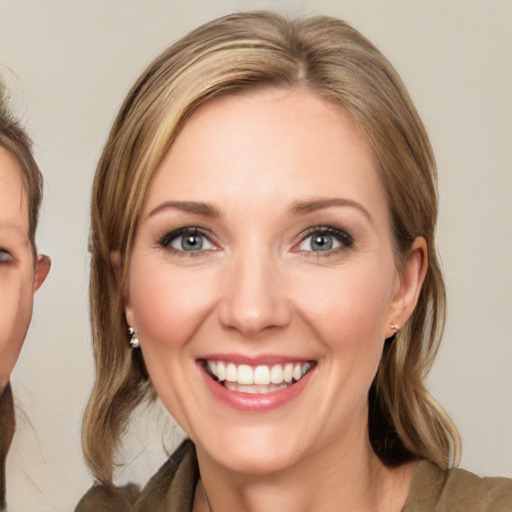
[296,226,353,254]
[173,233,212,252]
[302,233,339,252]
[0,248,13,263]
[158,227,216,254]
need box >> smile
[204,360,314,394]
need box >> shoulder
[133,438,198,511]
[74,482,139,512]
[75,439,197,512]
[403,460,512,512]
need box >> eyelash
[156,224,354,257]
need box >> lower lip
[199,363,314,412]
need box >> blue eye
[159,228,215,254]
[297,227,353,254]
[299,233,340,252]
[0,248,13,263]
[309,234,336,251]
[173,233,208,251]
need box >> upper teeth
[206,360,311,386]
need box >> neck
[194,420,414,512]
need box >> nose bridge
[218,240,290,336]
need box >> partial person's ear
[34,253,51,292]
[385,237,428,338]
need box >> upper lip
[197,353,315,366]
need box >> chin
[194,424,311,477]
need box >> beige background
[1,1,511,510]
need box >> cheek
[292,262,394,353]
[294,266,392,334]
[0,275,34,386]
[129,261,218,353]
[289,263,395,431]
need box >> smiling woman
[75,11,512,512]
[0,82,50,510]
[124,90,416,478]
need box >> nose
[217,249,291,338]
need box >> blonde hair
[84,11,460,484]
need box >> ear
[34,253,51,292]
[111,250,136,328]
[385,237,428,338]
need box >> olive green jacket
[75,439,512,512]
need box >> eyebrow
[149,201,221,218]
[289,198,373,223]
[148,198,373,223]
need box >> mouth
[200,359,316,394]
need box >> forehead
[144,88,385,216]
[0,147,29,232]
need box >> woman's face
[0,148,49,391]
[124,89,425,474]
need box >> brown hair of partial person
[0,81,44,509]
[0,384,15,510]
[83,11,460,484]
[0,83,43,252]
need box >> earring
[128,327,140,349]
[389,322,400,331]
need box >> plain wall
[1,1,511,510]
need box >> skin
[0,147,50,391]
[123,89,427,512]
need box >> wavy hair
[83,11,460,484]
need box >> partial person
[76,12,512,511]
[0,81,50,510]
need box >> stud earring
[389,322,400,331]
[128,327,140,349]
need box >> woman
[0,83,50,510]
[77,12,512,511]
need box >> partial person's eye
[0,248,13,263]
[158,227,216,255]
[296,226,354,255]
